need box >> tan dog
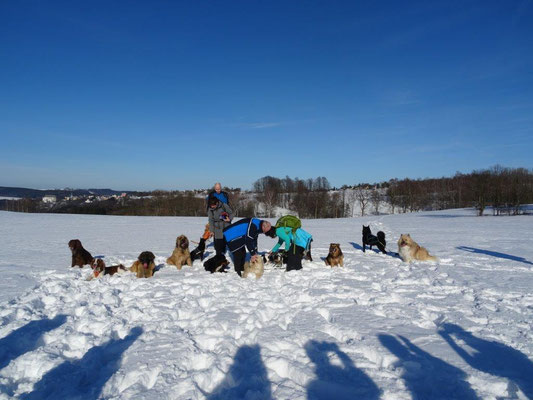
[243,256,264,279]
[325,243,344,267]
[397,234,438,262]
[130,251,156,278]
[166,235,192,269]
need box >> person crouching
[223,218,276,277]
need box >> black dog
[362,225,387,254]
[190,238,207,262]
[203,254,229,273]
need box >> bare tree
[370,188,382,215]
[471,170,491,216]
[355,187,370,216]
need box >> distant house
[42,195,57,203]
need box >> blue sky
[1,1,532,191]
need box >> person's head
[208,197,219,209]
[265,226,277,238]
[261,221,276,237]
[214,182,222,193]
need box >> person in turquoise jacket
[270,226,313,271]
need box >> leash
[191,239,213,245]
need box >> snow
[0,209,532,399]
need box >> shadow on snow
[457,246,533,265]
[0,315,67,370]
[206,344,272,400]
[305,340,381,400]
[350,242,400,259]
[378,333,479,400]
[439,323,533,399]
[22,326,143,400]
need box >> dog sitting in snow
[243,255,264,279]
[325,243,344,267]
[166,235,192,269]
[204,254,230,273]
[87,258,127,280]
[362,225,387,254]
[130,251,156,278]
[68,239,94,267]
[397,234,438,262]
[190,238,207,262]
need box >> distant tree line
[0,190,256,217]
[1,166,531,217]
[386,166,533,216]
[252,166,533,218]
[253,176,346,218]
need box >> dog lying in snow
[266,250,287,268]
[130,251,156,278]
[203,254,230,273]
[397,234,438,262]
[68,239,94,268]
[87,258,127,280]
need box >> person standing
[206,182,230,207]
[223,218,276,276]
[207,197,233,257]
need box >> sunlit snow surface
[0,210,532,399]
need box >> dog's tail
[377,231,386,243]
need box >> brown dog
[243,256,265,279]
[166,235,192,269]
[397,234,438,262]
[325,243,344,267]
[88,259,127,280]
[68,239,94,267]
[130,251,156,278]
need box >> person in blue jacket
[223,218,276,276]
[206,182,230,208]
[269,226,313,271]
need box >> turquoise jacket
[272,227,312,252]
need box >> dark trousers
[231,247,246,276]
[214,238,226,256]
[286,243,304,271]
[304,242,313,261]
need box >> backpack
[275,215,301,233]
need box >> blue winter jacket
[223,218,262,255]
[206,191,229,205]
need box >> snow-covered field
[0,209,532,400]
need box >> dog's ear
[407,234,410,237]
